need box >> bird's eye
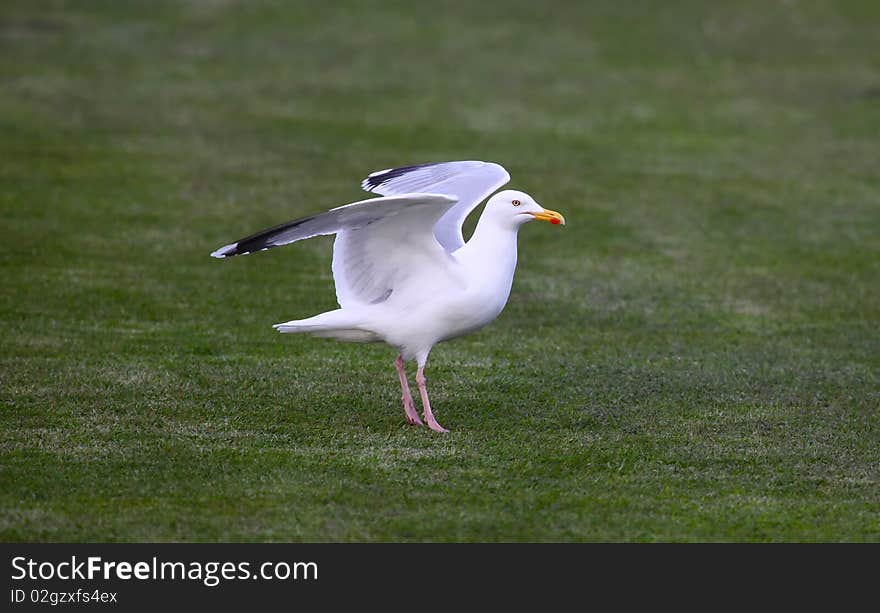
[512,199,521,206]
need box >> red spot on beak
[550,218,560,225]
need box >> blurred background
[1,1,878,541]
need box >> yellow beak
[529,208,566,226]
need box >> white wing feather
[361,161,510,252]
[210,193,460,309]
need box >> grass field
[1,0,878,541]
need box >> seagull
[211,161,565,432]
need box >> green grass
[1,0,878,541]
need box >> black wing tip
[211,243,239,258]
[211,243,274,258]
[210,245,268,258]
[362,162,440,191]
[211,214,316,259]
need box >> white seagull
[211,161,565,432]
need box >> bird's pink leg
[395,355,423,426]
[416,366,449,433]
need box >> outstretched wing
[210,193,461,308]
[361,161,510,252]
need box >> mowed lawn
[1,1,878,541]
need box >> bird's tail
[273,309,380,343]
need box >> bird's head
[484,190,566,229]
